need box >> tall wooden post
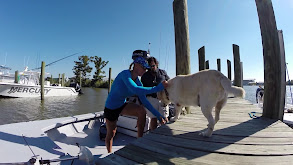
[240,62,243,87]
[256,0,284,120]
[217,59,221,72]
[278,30,286,116]
[62,73,65,87]
[58,74,61,85]
[41,61,45,100]
[108,68,112,94]
[227,60,231,80]
[14,71,19,83]
[50,75,53,84]
[173,0,191,114]
[198,46,205,71]
[233,44,242,87]
[205,60,209,69]
[79,72,82,88]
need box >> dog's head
[157,89,170,105]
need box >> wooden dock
[99,98,293,164]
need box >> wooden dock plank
[115,144,196,165]
[102,98,293,164]
[143,133,293,156]
[151,128,293,145]
[96,154,139,165]
[131,137,293,165]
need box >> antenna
[4,52,7,66]
[27,56,30,67]
[148,42,151,55]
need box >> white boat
[0,65,15,83]
[0,67,79,98]
[0,112,150,164]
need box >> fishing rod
[31,52,82,70]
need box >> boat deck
[100,98,293,165]
[0,113,134,164]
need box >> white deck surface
[0,112,135,164]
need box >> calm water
[0,88,108,125]
[0,86,293,125]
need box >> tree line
[73,55,109,88]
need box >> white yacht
[0,67,79,98]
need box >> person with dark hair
[104,54,168,153]
[141,57,170,130]
[256,85,264,103]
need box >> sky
[0,0,292,83]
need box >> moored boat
[0,66,79,98]
[0,112,149,164]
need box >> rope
[286,63,293,104]
[31,52,82,70]
[248,112,262,119]
[22,134,38,158]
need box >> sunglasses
[150,65,156,68]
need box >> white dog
[157,70,245,137]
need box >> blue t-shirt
[105,70,165,121]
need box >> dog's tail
[220,77,245,98]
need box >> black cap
[132,50,150,60]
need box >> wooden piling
[108,68,112,94]
[50,75,53,84]
[278,30,286,118]
[41,61,45,100]
[62,73,65,87]
[205,60,209,69]
[79,72,82,88]
[233,44,242,87]
[240,62,243,87]
[227,60,231,80]
[217,59,221,72]
[58,74,61,85]
[255,0,284,120]
[14,71,19,83]
[198,46,205,71]
[173,0,191,114]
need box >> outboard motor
[75,83,83,94]
[70,82,83,94]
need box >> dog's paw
[199,130,212,137]
[169,117,178,122]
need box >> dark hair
[147,57,159,66]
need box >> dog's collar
[164,89,170,101]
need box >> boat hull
[0,82,79,97]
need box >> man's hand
[162,80,168,88]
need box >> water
[243,86,293,106]
[0,86,293,126]
[0,88,108,125]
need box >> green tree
[73,55,93,86]
[91,56,109,85]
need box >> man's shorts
[145,96,169,119]
[104,103,127,121]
